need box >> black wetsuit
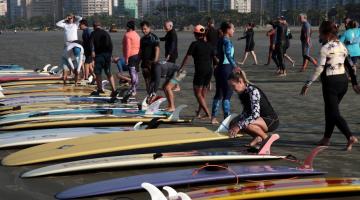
[240,29,255,52]
[206,26,219,49]
[186,40,214,87]
[273,23,288,71]
[90,28,113,76]
[140,32,160,88]
[236,84,279,132]
[160,29,178,63]
[148,62,179,95]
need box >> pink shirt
[122,30,140,63]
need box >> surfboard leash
[192,163,240,185]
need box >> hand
[300,85,309,96]
[228,125,240,138]
[91,52,95,59]
[353,85,360,94]
[233,66,242,73]
[272,44,275,50]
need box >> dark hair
[220,21,232,34]
[319,21,338,37]
[349,20,358,29]
[207,17,215,25]
[140,21,151,28]
[79,19,88,27]
[194,32,205,39]
[228,69,250,84]
[127,20,136,30]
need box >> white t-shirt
[56,16,82,44]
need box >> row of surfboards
[0,64,360,200]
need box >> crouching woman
[228,70,279,146]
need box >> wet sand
[0,30,359,200]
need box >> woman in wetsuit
[211,21,238,124]
[179,25,215,119]
[301,21,360,151]
[238,23,258,65]
[228,69,279,146]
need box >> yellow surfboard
[0,90,111,98]
[1,80,74,87]
[0,116,192,131]
[2,127,228,166]
[188,178,360,199]
[2,86,98,95]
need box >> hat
[194,24,205,34]
[126,21,135,30]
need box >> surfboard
[21,149,283,178]
[2,115,233,166]
[0,126,137,149]
[186,178,360,200]
[2,86,99,95]
[55,165,326,199]
[0,65,24,71]
[0,90,111,98]
[0,80,73,87]
[0,75,62,83]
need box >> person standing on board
[122,20,141,96]
[179,25,215,119]
[238,23,258,65]
[211,22,238,124]
[300,21,360,151]
[228,69,279,147]
[139,21,160,93]
[79,19,94,82]
[89,21,116,97]
[299,13,318,72]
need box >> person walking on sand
[211,22,238,124]
[299,13,318,72]
[273,16,289,76]
[265,21,276,66]
[89,21,117,97]
[283,19,295,67]
[300,21,360,151]
[228,69,279,147]
[122,20,140,96]
[238,23,258,65]
[139,21,160,93]
[340,20,360,71]
[179,25,215,119]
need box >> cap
[194,24,205,34]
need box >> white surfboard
[0,123,145,149]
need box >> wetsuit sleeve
[56,19,66,28]
[237,86,261,130]
[186,42,195,56]
[345,56,358,86]
[305,46,326,86]
[223,39,236,67]
[339,33,346,43]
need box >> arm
[160,35,166,41]
[345,56,358,86]
[179,54,189,72]
[236,87,261,130]
[123,36,131,64]
[339,32,346,43]
[56,19,66,28]
[167,32,177,60]
[154,46,160,63]
[305,23,311,45]
[305,48,326,87]
[224,39,236,68]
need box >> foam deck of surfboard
[1,80,74,87]
[2,86,100,95]
[2,127,228,166]
[187,178,360,200]
[21,150,283,178]
[0,90,111,98]
[54,165,326,199]
[0,76,62,83]
[0,126,135,149]
[1,84,96,91]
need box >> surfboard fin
[0,85,3,91]
[0,90,4,98]
[257,134,280,155]
[42,64,52,72]
[215,114,238,134]
[133,122,147,130]
[168,105,188,121]
[142,182,192,200]
[101,80,109,91]
[145,98,167,115]
[298,146,328,170]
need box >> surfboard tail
[299,146,328,170]
[145,98,167,115]
[142,182,192,200]
[215,114,238,134]
[168,104,188,121]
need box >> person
[56,14,82,46]
[160,20,178,63]
[112,57,131,86]
[179,25,215,119]
[205,18,219,51]
[147,62,180,110]
[238,23,258,65]
[89,21,116,97]
[299,13,318,72]
[283,19,295,67]
[79,19,94,81]
[228,69,279,147]
[122,20,141,96]
[265,21,276,66]
[211,21,238,124]
[300,21,360,151]
[62,42,84,84]
[273,16,288,76]
[340,20,360,69]
[139,21,160,93]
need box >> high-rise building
[231,0,251,13]
[0,0,7,16]
[140,0,163,16]
[63,0,112,17]
[114,0,138,18]
[7,0,28,23]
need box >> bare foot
[249,136,263,147]
[211,118,219,125]
[165,107,175,112]
[317,137,330,146]
[173,85,181,92]
[198,114,211,120]
[346,136,358,151]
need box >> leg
[221,65,234,118]
[194,87,211,119]
[239,52,249,65]
[244,117,269,146]
[129,66,138,95]
[211,68,222,124]
[265,48,272,65]
[164,81,176,112]
[251,51,258,65]
[284,54,295,67]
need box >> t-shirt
[140,32,160,62]
[300,21,311,42]
[187,40,214,74]
[90,28,113,54]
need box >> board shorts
[263,115,279,132]
[193,70,212,87]
[94,52,112,76]
[84,55,93,64]
[245,43,255,52]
